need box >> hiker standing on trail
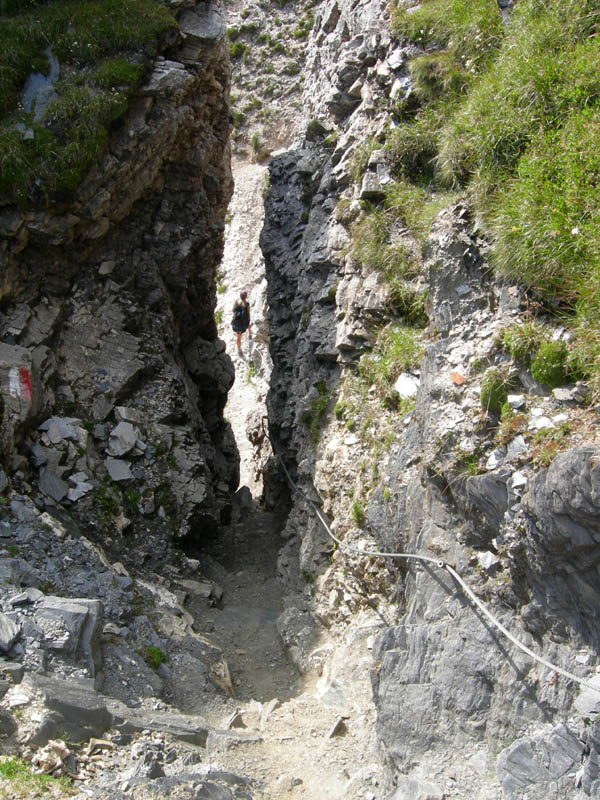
[231,289,251,351]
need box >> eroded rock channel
[2,0,600,798]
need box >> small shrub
[231,109,246,128]
[502,321,548,365]
[350,137,378,183]
[305,119,327,140]
[409,51,470,104]
[92,480,119,519]
[229,40,249,60]
[386,114,440,183]
[352,498,366,527]
[480,366,517,415]
[144,645,167,669]
[282,61,302,76]
[497,411,528,446]
[124,489,140,513]
[388,282,427,327]
[293,10,314,40]
[530,340,569,389]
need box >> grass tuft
[0,0,177,205]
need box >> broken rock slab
[496,723,584,798]
[206,729,263,759]
[0,612,21,653]
[34,596,102,674]
[38,469,69,503]
[25,674,112,741]
[115,406,143,424]
[105,457,134,482]
[38,416,81,442]
[107,421,140,457]
[391,777,444,800]
[9,587,43,606]
[108,700,212,747]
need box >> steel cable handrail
[264,420,600,695]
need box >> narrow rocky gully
[187,159,381,799]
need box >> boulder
[496,723,584,797]
[34,596,102,675]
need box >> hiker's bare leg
[236,332,242,349]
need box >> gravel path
[217,158,272,497]
[203,157,382,799]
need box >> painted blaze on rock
[0,342,38,456]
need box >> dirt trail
[196,505,382,800]
[217,158,271,497]
[204,157,381,799]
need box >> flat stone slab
[107,421,139,457]
[108,701,211,747]
[25,674,111,738]
[38,470,69,502]
[105,458,134,482]
[0,612,20,653]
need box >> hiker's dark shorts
[232,319,249,333]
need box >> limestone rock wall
[0,0,236,562]
[261,0,600,797]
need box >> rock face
[0,0,237,561]
[260,1,600,798]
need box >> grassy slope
[390,0,600,395]
[0,0,178,207]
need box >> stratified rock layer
[0,0,237,561]
[260,0,600,796]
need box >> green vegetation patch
[490,109,600,303]
[530,340,569,389]
[358,323,423,409]
[501,320,548,365]
[0,756,73,795]
[393,0,503,69]
[391,0,600,397]
[0,0,177,205]
[480,366,517,415]
[144,644,168,669]
[300,380,330,445]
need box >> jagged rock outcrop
[0,0,237,561]
[260,1,600,797]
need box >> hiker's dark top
[231,300,250,332]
